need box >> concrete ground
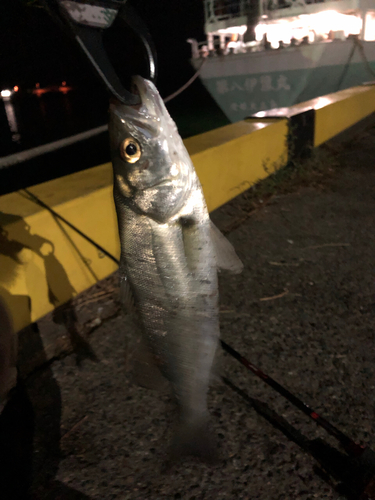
[1,127,375,500]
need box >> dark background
[0,0,205,96]
[0,0,229,194]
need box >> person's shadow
[0,210,94,499]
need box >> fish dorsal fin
[120,275,136,315]
[210,221,243,274]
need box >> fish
[109,76,242,459]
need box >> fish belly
[119,207,219,420]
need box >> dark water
[0,88,108,156]
[0,80,229,196]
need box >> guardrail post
[247,106,316,163]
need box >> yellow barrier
[314,85,375,146]
[0,168,119,332]
[3,81,375,333]
[0,118,288,332]
[185,119,288,211]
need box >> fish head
[109,76,195,222]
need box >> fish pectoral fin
[120,276,136,315]
[210,221,243,274]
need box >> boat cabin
[190,0,375,56]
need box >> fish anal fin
[120,276,136,315]
[210,222,243,274]
[126,333,170,392]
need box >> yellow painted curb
[314,85,375,146]
[0,172,119,332]
[185,119,288,212]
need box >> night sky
[0,0,206,98]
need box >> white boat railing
[204,0,256,33]
[205,0,249,23]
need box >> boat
[189,0,375,121]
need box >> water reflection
[3,96,20,143]
[0,85,110,158]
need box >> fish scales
[109,76,241,457]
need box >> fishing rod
[222,376,375,500]
[221,340,375,497]
[221,339,364,457]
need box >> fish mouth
[142,179,173,191]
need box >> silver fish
[109,76,242,458]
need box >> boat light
[218,25,247,35]
[255,10,361,47]
[313,11,361,37]
[1,90,12,98]
[13,86,19,92]
[364,12,375,41]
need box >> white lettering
[244,77,257,92]
[270,99,278,108]
[276,75,291,91]
[216,79,230,94]
[231,82,244,92]
[260,75,273,92]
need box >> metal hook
[44,0,157,105]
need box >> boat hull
[193,40,375,121]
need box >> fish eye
[121,138,141,163]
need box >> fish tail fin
[169,417,219,464]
